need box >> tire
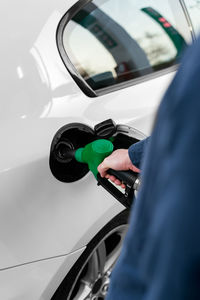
[52,209,130,300]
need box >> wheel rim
[68,224,128,300]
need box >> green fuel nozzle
[75,139,114,178]
[64,139,140,208]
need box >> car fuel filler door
[49,119,142,208]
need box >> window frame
[180,0,199,40]
[57,0,187,97]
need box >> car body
[0,0,199,299]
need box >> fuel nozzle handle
[67,138,140,208]
[97,168,140,208]
[107,169,141,191]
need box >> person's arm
[106,37,200,300]
[128,137,150,169]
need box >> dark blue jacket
[128,137,150,169]
[106,36,200,300]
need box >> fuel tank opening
[50,123,95,182]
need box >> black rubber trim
[96,65,178,96]
[56,0,179,98]
[56,0,97,98]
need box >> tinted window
[62,0,186,92]
[183,0,200,36]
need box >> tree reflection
[137,32,172,66]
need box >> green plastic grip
[75,139,114,178]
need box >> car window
[61,0,186,94]
[183,0,200,36]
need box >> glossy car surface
[0,0,198,299]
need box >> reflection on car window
[183,0,200,36]
[63,0,186,91]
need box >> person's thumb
[97,161,108,177]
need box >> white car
[0,0,199,299]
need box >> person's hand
[97,149,140,189]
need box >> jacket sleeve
[128,137,150,168]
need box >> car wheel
[52,209,129,300]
